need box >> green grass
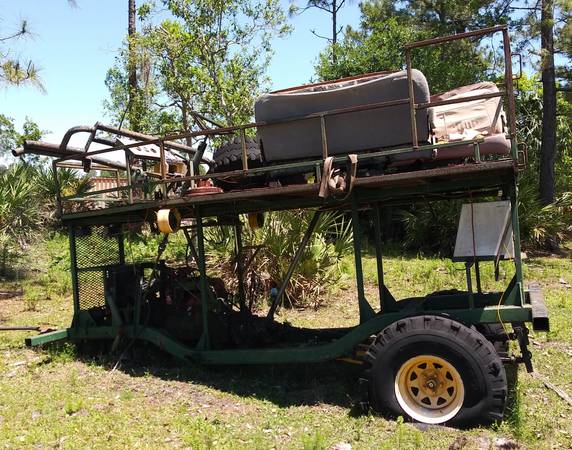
[0,239,571,449]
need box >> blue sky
[0,0,361,144]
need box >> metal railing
[48,25,519,215]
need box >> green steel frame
[26,25,549,366]
[26,162,549,365]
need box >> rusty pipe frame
[47,25,518,212]
[502,29,517,140]
[59,122,213,163]
[14,141,126,170]
[403,24,516,152]
[405,49,418,148]
[404,24,507,50]
[415,91,504,110]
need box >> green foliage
[206,210,352,309]
[63,398,83,416]
[0,114,18,156]
[0,115,45,164]
[23,285,43,311]
[0,164,42,274]
[0,17,45,90]
[301,430,327,450]
[400,200,462,255]
[519,187,572,247]
[259,210,352,308]
[105,0,291,134]
[512,0,571,88]
[0,163,93,275]
[314,0,503,92]
[515,75,572,247]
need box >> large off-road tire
[476,323,510,356]
[212,137,264,190]
[213,137,262,171]
[363,315,507,426]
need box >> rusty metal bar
[115,170,121,197]
[61,184,133,201]
[474,142,481,162]
[416,92,503,110]
[372,203,385,311]
[83,127,97,152]
[0,326,41,331]
[93,122,198,156]
[320,115,328,159]
[305,98,411,120]
[52,160,62,218]
[502,29,517,141]
[15,141,126,170]
[159,141,168,198]
[491,96,504,134]
[125,152,133,204]
[59,125,96,151]
[76,138,487,187]
[404,25,507,50]
[57,136,493,208]
[52,97,413,165]
[240,129,249,171]
[271,70,393,94]
[405,49,419,148]
[234,221,247,313]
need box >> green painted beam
[190,305,533,365]
[26,303,533,364]
[25,329,69,347]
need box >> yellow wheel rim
[395,355,464,424]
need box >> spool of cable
[157,208,181,234]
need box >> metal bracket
[517,145,528,170]
[514,323,533,373]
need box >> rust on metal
[404,25,507,50]
[415,92,503,110]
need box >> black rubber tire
[363,315,507,426]
[212,137,264,190]
[476,323,510,356]
[213,136,262,171]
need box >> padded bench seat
[255,70,432,163]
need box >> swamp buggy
[18,25,549,426]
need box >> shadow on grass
[502,363,525,438]
[46,340,367,414]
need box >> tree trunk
[332,0,338,64]
[539,0,557,205]
[128,0,139,131]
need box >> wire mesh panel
[72,225,123,311]
[77,270,106,310]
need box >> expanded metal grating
[73,225,123,311]
[77,270,106,310]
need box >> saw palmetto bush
[206,210,352,310]
[259,210,353,309]
[518,185,572,247]
[0,164,42,274]
[34,166,93,219]
[400,200,463,255]
[0,162,93,276]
